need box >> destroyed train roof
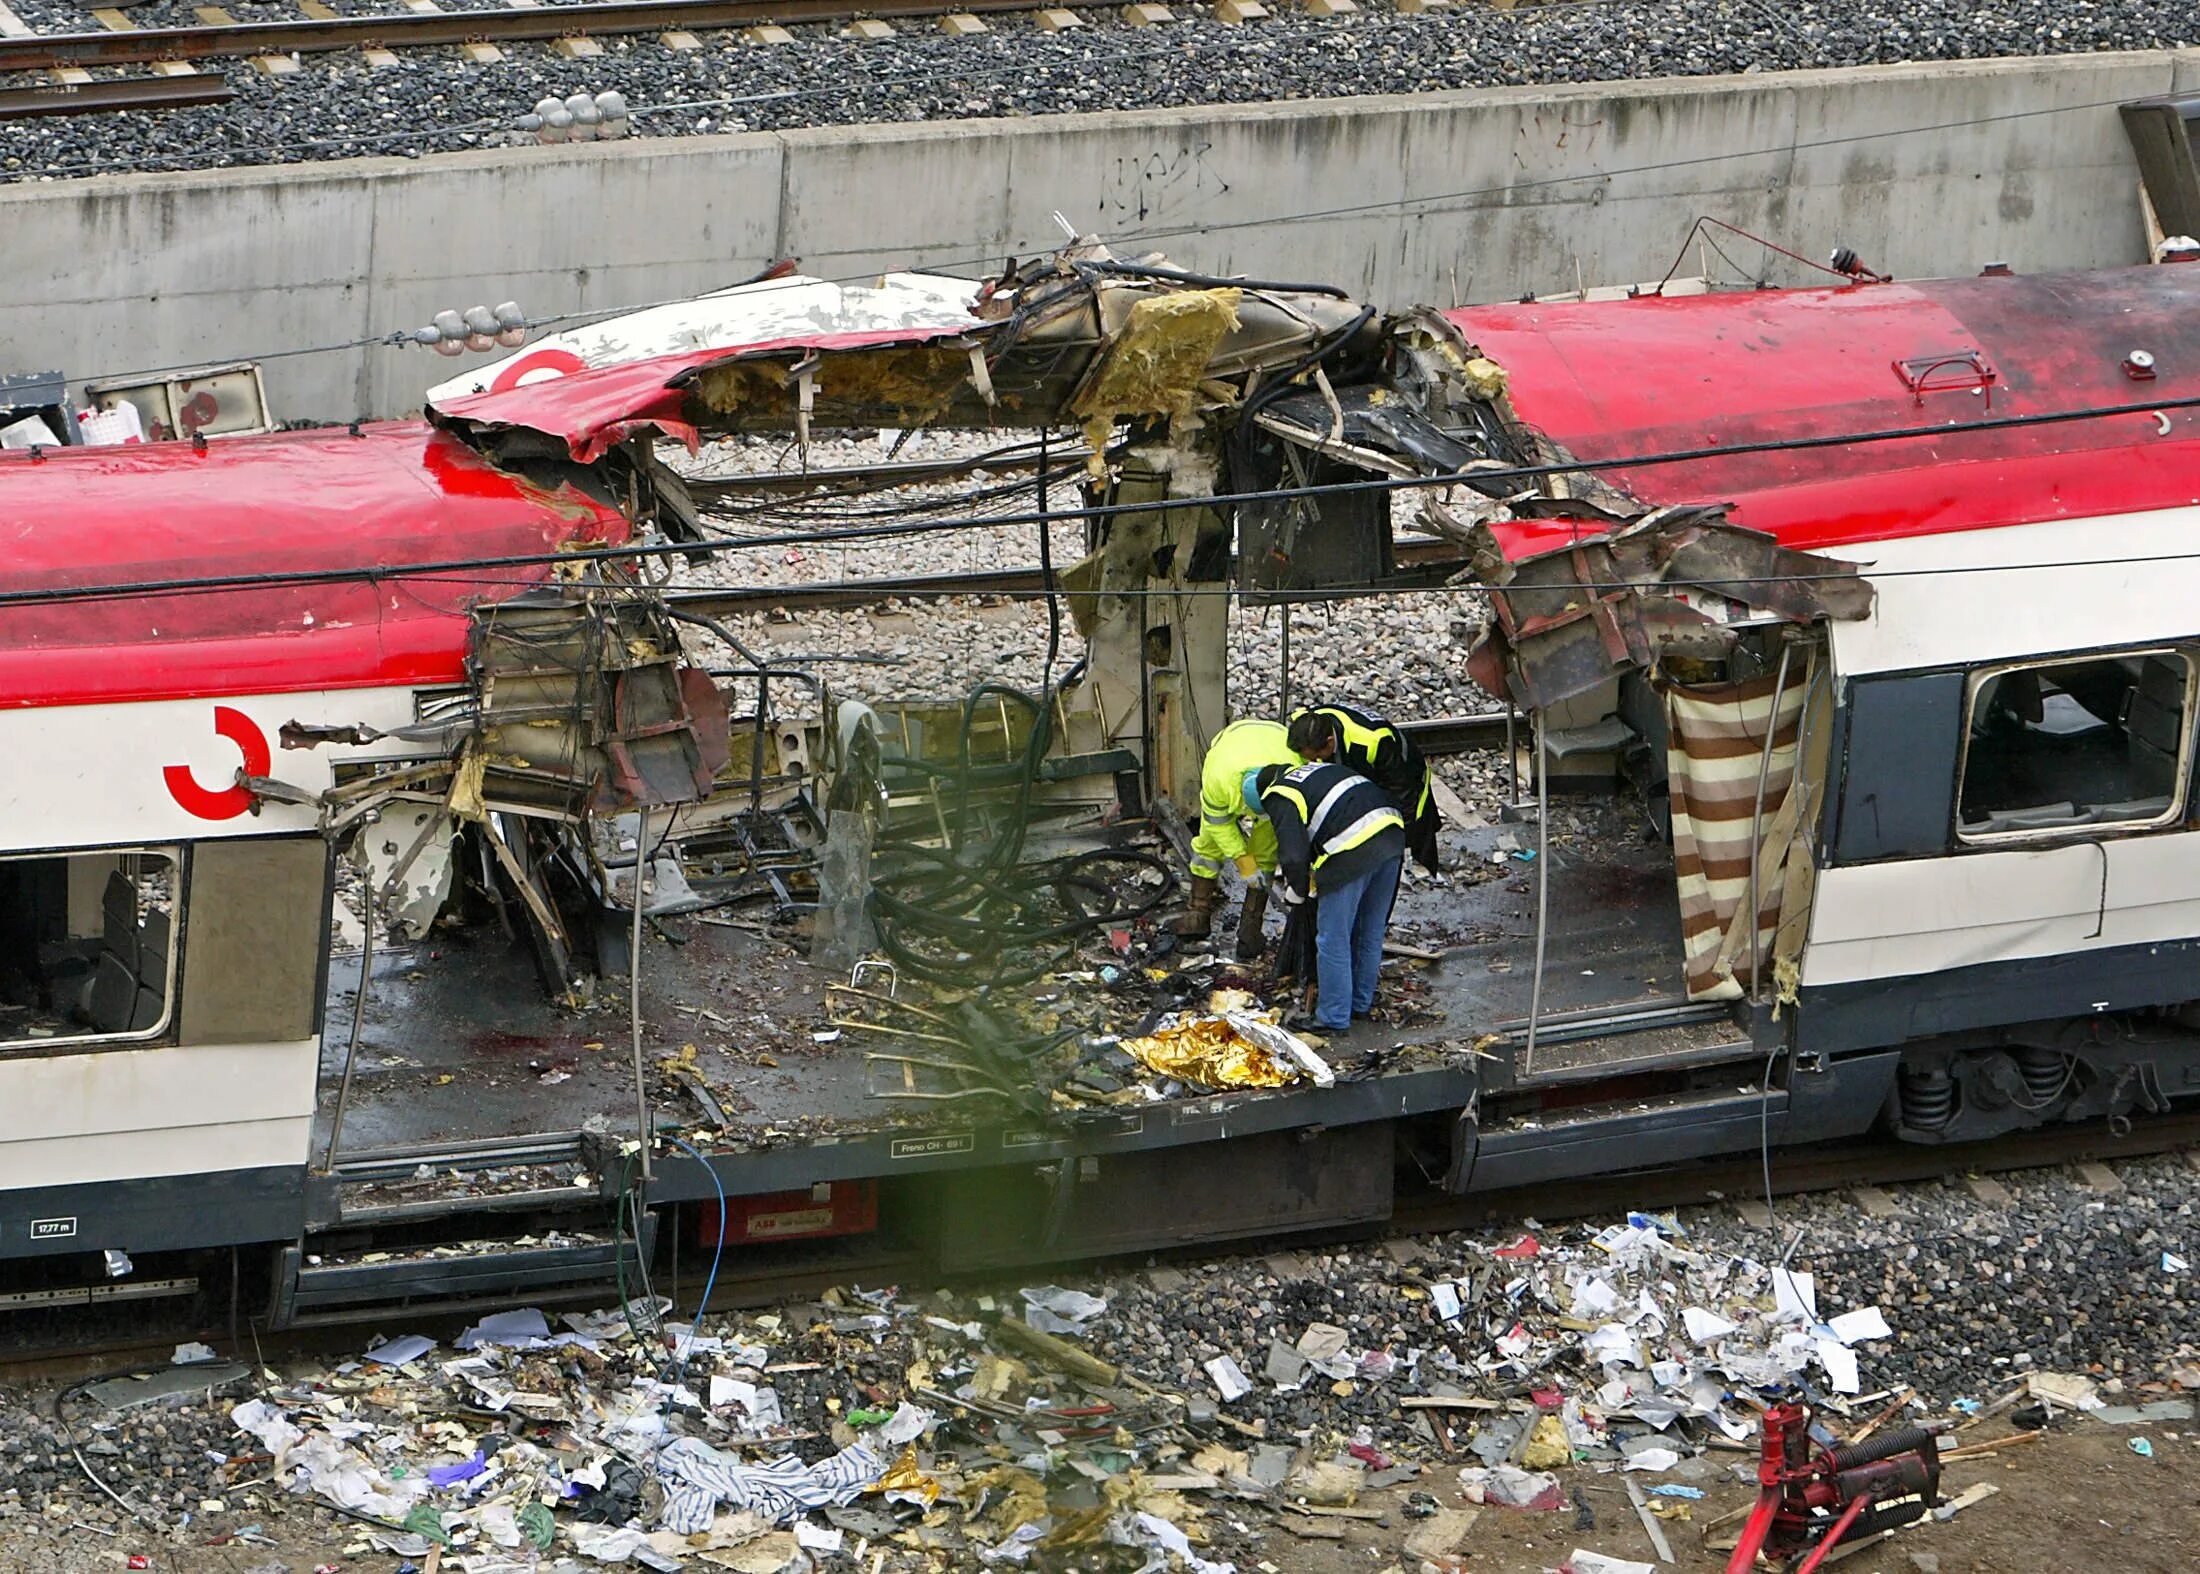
[427,328,984,462]
[0,422,631,709]
[1448,264,2200,555]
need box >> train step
[269,1214,651,1329]
[1487,998,1756,1091]
[309,1131,611,1227]
[1460,1083,1789,1193]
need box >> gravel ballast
[1,0,2194,183]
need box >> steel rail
[665,537,1474,616]
[0,1111,2190,1367]
[0,0,1042,72]
[0,73,234,116]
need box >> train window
[1956,651,2194,842]
[0,849,179,1049]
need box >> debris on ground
[9,1157,2200,1569]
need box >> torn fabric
[1664,649,1822,1001]
[652,1437,883,1533]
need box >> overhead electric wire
[10,390,2200,613]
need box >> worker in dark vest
[1287,704,1441,874]
[1248,761,1405,1031]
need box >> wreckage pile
[669,430,1498,725]
[8,1213,1935,1572]
[9,1172,2197,1570]
[1685,1154,2200,1402]
[5,0,2198,183]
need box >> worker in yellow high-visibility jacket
[1168,718,1301,960]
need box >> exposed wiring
[54,1374,165,1536]
[13,388,2200,613]
[658,1134,728,1394]
[1036,426,1062,697]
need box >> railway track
[3,1110,2188,1377]
[0,70,227,112]
[0,0,1097,82]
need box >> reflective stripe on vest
[1320,806,1403,864]
[1304,774,1361,842]
[1318,705,1392,763]
[1269,764,1402,872]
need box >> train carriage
[3,251,2198,1326]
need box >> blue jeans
[1312,853,1401,1030]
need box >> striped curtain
[1665,655,1820,1001]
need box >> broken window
[0,848,179,1048]
[1956,651,2193,840]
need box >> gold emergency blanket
[1122,1003,1333,1091]
[1124,1017,1296,1089]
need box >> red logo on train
[488,349,587,394]
[164,706,271,820]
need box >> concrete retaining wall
[6,47,2198,421]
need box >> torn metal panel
[359,801,458,941]
[423,269,986,406]
[1461,507,1874,712]
[467,596,732,815]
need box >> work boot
[1234,883,1270,962]
[1169,874,1219,939]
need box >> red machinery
[1726,1402,1943,1574]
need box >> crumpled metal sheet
[1461,505,1875,711]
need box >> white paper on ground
[1710,1407,1753,1441]
[879,1401,934,1446]
[229,1399,304,1456]
[1566,1551,1658,1574]
[365,1334,436,1366]
[569,1523,651,1562]
[1205,1355,1252,1402]
[1681,1307,1738,1344]
[794,1521,844,1552]
[1430,1281,1463,1322]
[1772,1270,1818,1323]
[1569,1272,1620,1320]
[455,1308,550,1349]
[1020,1285,1108,1336]
[477,1501,522,1548]
[1620,1447,1681,1472]
[1814,1338,1861,1394]
[1826,1306,1892,1345]
[979,1523,1046,1564]
[1583,1324,1639,1366]
[1128,1510,1236,1574]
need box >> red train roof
[427,328,966,461]
[1446,265,2200,559]
[0,422,631,709]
